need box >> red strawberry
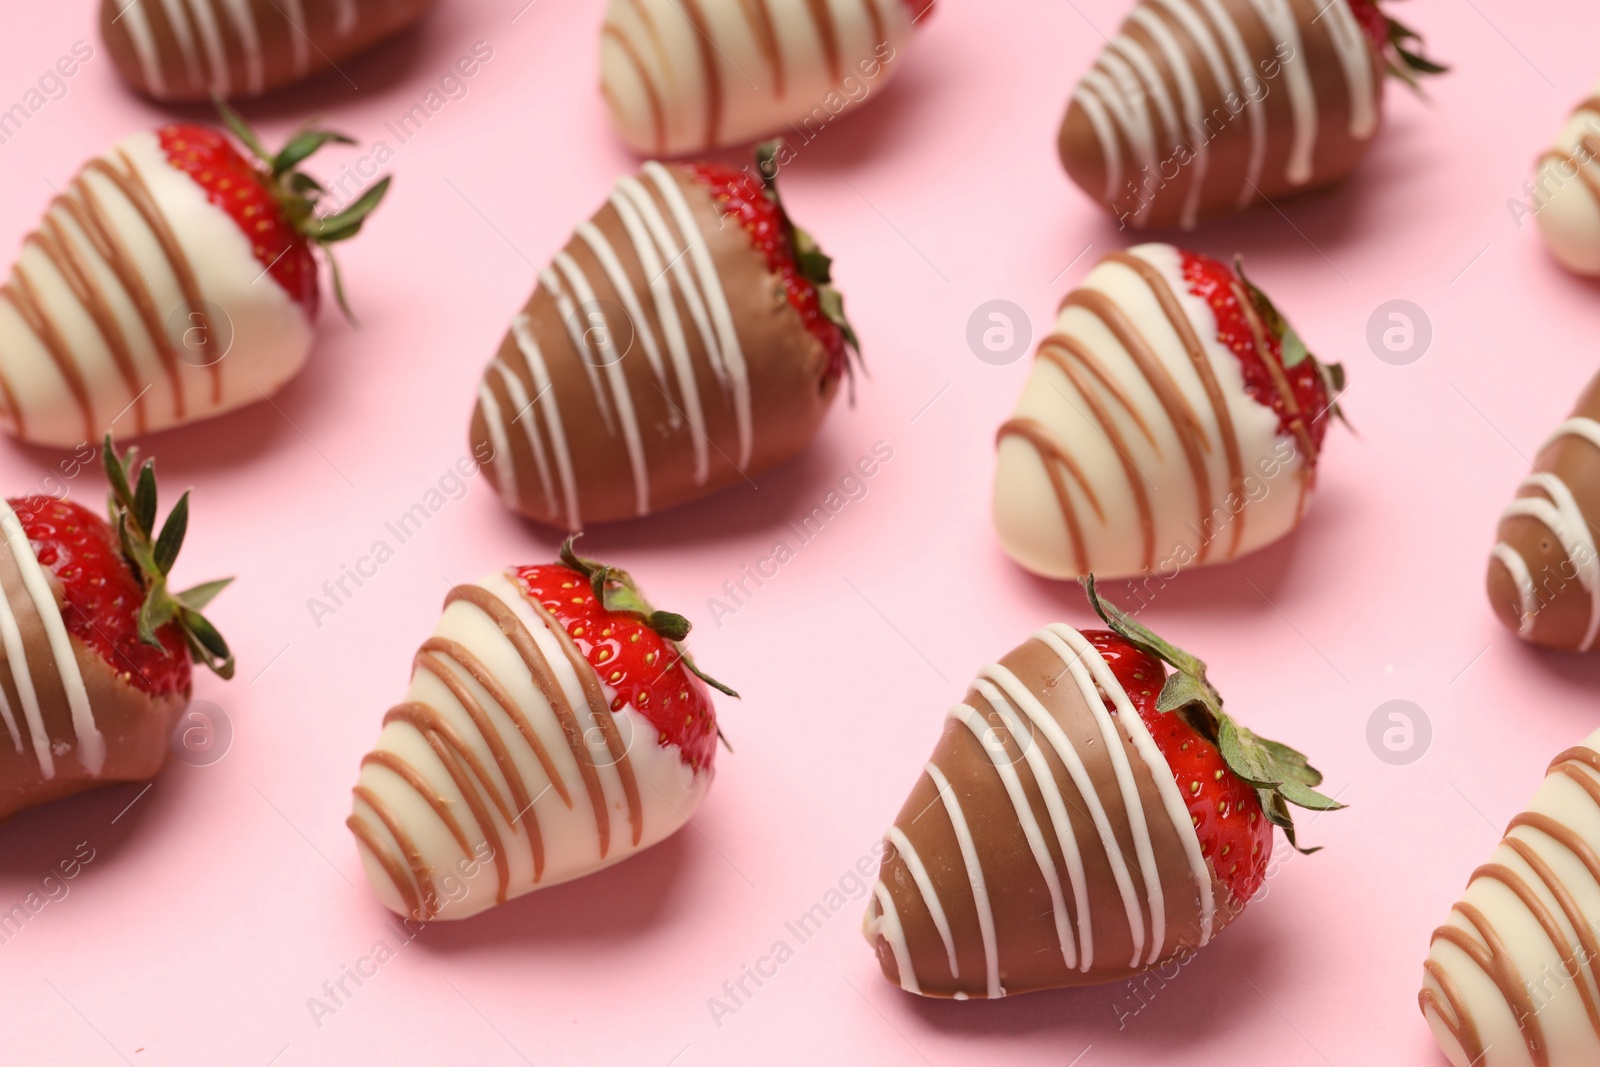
[0,100,390,447]
[0,436,232,822]
[691,145,860,386]
[514,538,735,772]
[1084,576,1341,894]
[1346,0,1448,86]
[1182,251,1344,467]
[1084,629,1272,908]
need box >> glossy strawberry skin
[1346,0,1390,51]
[10,496,191,698]
[157,124,320,320]
[1084,629,1271,909]
[513,564,718,772]
[688,162,848,384]
[1180,250,1331,462]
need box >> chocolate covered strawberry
[993,244,1346,581]
[0,436,232,821]
[863,577,1339,997]
[102,0,440,102]
[0,102,389,447]
[348,536,736,921]
[471,141,859,529]
[602,0,931,156]
[1058,0,1444,230]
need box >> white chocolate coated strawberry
[0,131,312,447]
[600,0,918,155]
[348,571,710,921]
[992,244,1315,581]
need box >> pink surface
[0,1,1593,1064]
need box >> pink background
[0,0,1594,1063]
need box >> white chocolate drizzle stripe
[1042,623,1215,952]
[1241,0,1315,184]
[923,761,1003,998]
[642,162,752,469]
[477,379,519,512]
[510,315,581,530]
[1490,542,1539,638]
[883,825,960,979]
[982,661,1143,969]
[0,500,100,775]
[490,359,556,518]
[955,702,1078,973]
[872,882,920,995]
[973,676,1092,970]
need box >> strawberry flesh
[1180,250,1331,463]
[688,162,848,384]
[1084,629,1271,909]
[902,0,935,20]
[1346,0,1390,51]
[157,125,319,320]
[513,564,718,772]
[11,497,191,698]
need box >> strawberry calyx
[1349,0,1447,89]
[558,535,737,700]
[213,95,391,324]
[1232,254,1349,440]
[1082,575,1342,854]
[101,435,234,680]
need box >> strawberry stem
[1081,575,1342,854]
[212,95,391,327]
[102,435,234,680]
[558,535,739,699]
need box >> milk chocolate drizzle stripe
[361,750,476,859]
[378,702,514,904]
[603,26,668,155]
[420,636,573,808]
[1059,286,1218,562]
[413,650,547,875]
[678,0,723,145]
[606,0,891,150]
[70,170,187,420]
[802,0,843,83]
[10,147,222,436]
[1425,747,1600,1065]
[1109,250,1247,557]
[445,583,623,853]
[32,219,147,433]
[352,782,433,913]
[1540,146,1600,206]
[1037,337,1157,570]
[0,500,101,776]
[347,802,424,919]
[994,417,1102,577]
[1420,957,1483,1066]
[522,591,646,849]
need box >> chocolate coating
[1486,372,1600,652]
[101,0,437,102]
[1058,0,1385,230]
[469,162,838,529]
[863,625,1227,998]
